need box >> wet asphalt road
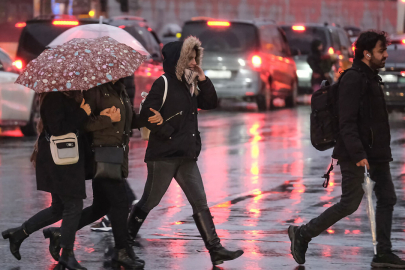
[2,105,405,270]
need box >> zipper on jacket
[165,111,183,122]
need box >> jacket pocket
[165,111,183,122]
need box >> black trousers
[24,193,83,249]
[76,179,129,249]
[137,160,209,214]
[302,161,397,253]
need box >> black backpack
[310,67,366,151]
[310,67,368,187]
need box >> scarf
[184,68,199,96]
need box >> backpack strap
[160,75,168,110]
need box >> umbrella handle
[99,16,103,24]
[365,165,368,175]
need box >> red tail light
[328,47,335,54]
[12,59,23,70]
[252,55,262,68]
[52,20,79,26]
[147,27,152,31]
[15,22,26,28]
[401,71,405,77]
[207,21,230,27]
[292,25,305,31]
[118,25,126,29]
[402,39,405,44]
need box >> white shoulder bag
[48,132,79,165]
[140,75,168,141]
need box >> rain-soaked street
[2,105,405,270]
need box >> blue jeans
[302,161,397,253]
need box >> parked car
[344,26,362,44]
[280,23,353,94]
[0,48,35,133]
[380,37,405,112]
[182,18,298,111]
[108,16,164,109]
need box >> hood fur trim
[175,36,204,81]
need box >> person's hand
[80,99,91,116]
[100,108,111,116]
[356,159,370,170]
[110,108,121,122]
[195,65,206,81]
[148,108,163,125]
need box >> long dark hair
[30,91,83,167]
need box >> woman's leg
[58,195,83,249]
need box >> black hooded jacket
[332,59,392,163]
[140,39,218,162]
[307,39,327,86]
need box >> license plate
[204,70,232,79]
[380,74,398,83]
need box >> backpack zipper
[165,111,183,122]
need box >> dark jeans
[76,179,129,249]
[302,161,397,253]
[24,193,83,249]
[137,160,208,214]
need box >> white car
[0,48,37,136]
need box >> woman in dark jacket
[45,80,162,269]
[307,39,332,92]
[127,36,244,266]
[2,91,91,270]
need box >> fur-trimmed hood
[162,36,203,82]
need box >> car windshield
[182,22,259,53]
[281,26,328,55]
[386,44,405,63]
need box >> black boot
[43,227,61,261]
[111,247,145,269]
[2,224,29,260]
[288,225,311,264]
[371,251,405,268]
[127,206,148,242]
[58,248,87,270]
[193,208,244,265]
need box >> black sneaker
[371,251,405,268]
[90,216,112,232]
[288,225,310,264]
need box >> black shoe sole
[371,262,405,269]
[288,225,305,265]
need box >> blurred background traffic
[1,0,405,137]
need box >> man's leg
[289,160,364,264]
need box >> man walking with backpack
[288,30,405,268]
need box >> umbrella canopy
[47,24,150,56]
[15,36,147,93]
[362,166,377,255]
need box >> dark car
[381,38,405,112]
[281,23,353,94]
[182,18,298,111]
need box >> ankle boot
[127,206,148,241]
[2,224,29,260]
[43,227,61,261]
[193,208,244,265]
[58,248,87,270]
[111,247,145,269]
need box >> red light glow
[52,20,79,26]
[118,25,125,29]
[292,25,305,31]
[402,39,405,44]
[207,21,230,27]
[15,22,26,28]
[12,60,23,70]
[252,55,262,68]
[328,47,335,54]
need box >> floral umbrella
[15,36,147,92]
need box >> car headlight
[296,70,311,79]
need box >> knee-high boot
[127,206,148,241]
[192,208,244,265]
[2,224,29,260]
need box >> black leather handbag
[93,146,124,181]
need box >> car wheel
[20,94,40,136]
[285,80,298,108]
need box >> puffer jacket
[140,36,218,162]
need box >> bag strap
[160,75,168,111]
